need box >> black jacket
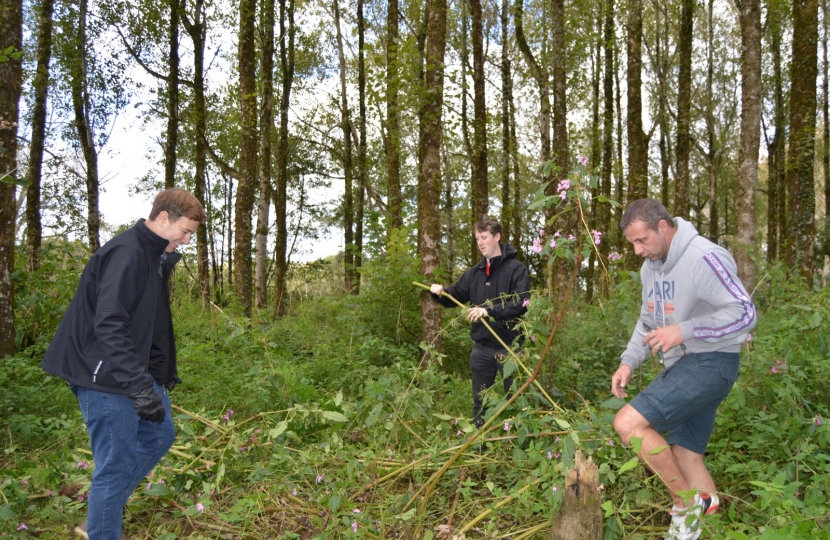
[41,220,181,395]
[433,244,530,348]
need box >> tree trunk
[823,0,830,258]
[460,4,475,264]
[786,0,818,283]
[255,0,275,309]
[547,451,603,540]
[500,0,512,243]
[418,0,447,360]
[706,0,718,242]
[510,76,522,260]
[355,0,367,293]
[385,0,402,236]
[164,0,179,189]
[470,0,488,226]
[333,0,355,293]
[675,0,694,219]
[551,0,568,177]
[235,0,258,316]
[735,0,762,289]
[71,0,100,252]
[587,0,602,303]
[655,4,671,209]
[26,0,55,273]
[625,0,647,206]
[183,0,210,303]
[272,0,295,317]
[0,0,22,357]
[767,2,786,263]
[600,0,614,260]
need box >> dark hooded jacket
[41,219,181,395]
[433,243,530,348]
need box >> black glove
[128,387,165,423]
[164,376,181,392]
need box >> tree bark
[272,0,295,317]
[182,0,211,303]
[600,0,614,259]
[164,0,180,189]
[26,0,55,272]
[255,0,275,309]
[470,0,488,226]
[333,0,355,293]
[625,0,648,206]
[735,0,762,289]
[0,0,22,357]
[500,0,512,243]
[786,0,818,282]
[385,0,402,236]
[547,451,603,540]
[675,0,694,219]
[551,0,568,177]
[235,0,258,316]
[766,1,786,263]
[71,0,100,252]
[355,0,367,293]
[418,0,447,360]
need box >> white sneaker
[665,493,719,540]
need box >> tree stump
[547,450,603,540]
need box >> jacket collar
[135,218,173,258]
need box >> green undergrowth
[2,259,829,539]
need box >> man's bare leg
[673,445,716,495]
[614,404,695,506]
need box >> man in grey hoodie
[610,199,756,540]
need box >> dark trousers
[470,344,514,427]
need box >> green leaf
[618,457,640,474]
[431,413,453,421]
[396,507,417,521]
[649,445,669,456]
[145,482,171,497]
[555,417,571,429]
[0,503,16,521]
[334,390,343,406]
[600,397,626,410]
[328,495,340,512]
[269,420,288,439]
[601,500,615,518]
[322,410,348,422]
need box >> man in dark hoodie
[430,218,530,427]
[41,188,206,540]
[611,199,756,540]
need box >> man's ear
[154,211,170,225]
[494,232,502,243]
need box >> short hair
[149,188,207,223]
[475,217,503,237]
[619,198,675,232]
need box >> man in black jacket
[42,188,206,540]
[430,218,530,427]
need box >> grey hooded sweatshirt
[620,217,756,371]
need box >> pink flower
[579,156,589,167]
[76,461,89,469]
[352,522,358,533]
[456,430,463,436]
[549,238,557,249]
[608,252,622,261]
[591,230,603,245]
[554,452,561,459]
[317,474,324,484]
[196,503,205,513]
[504,422,510,432]
[17,524,28,531]
[292,488,297,496]
[547,451,553,460]
[816,417,823,426]
[222,409,235,422]
[539,229,546,236]
[552,486,558,492]
[20,479,28,486]
[568,234,575,241]
[522,298,530,308]
[531,239,543,254]
[559,191,567,200]
[746,333,752,342]
[238,446,247,452]
[554,231,561,238]
[771,366,779,374]
[146,482,153,489]
[530,335,536,342]
[555,437,560,443]
[353,509,361,513]
[557,179,570,192]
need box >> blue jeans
[72,381,175,540]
